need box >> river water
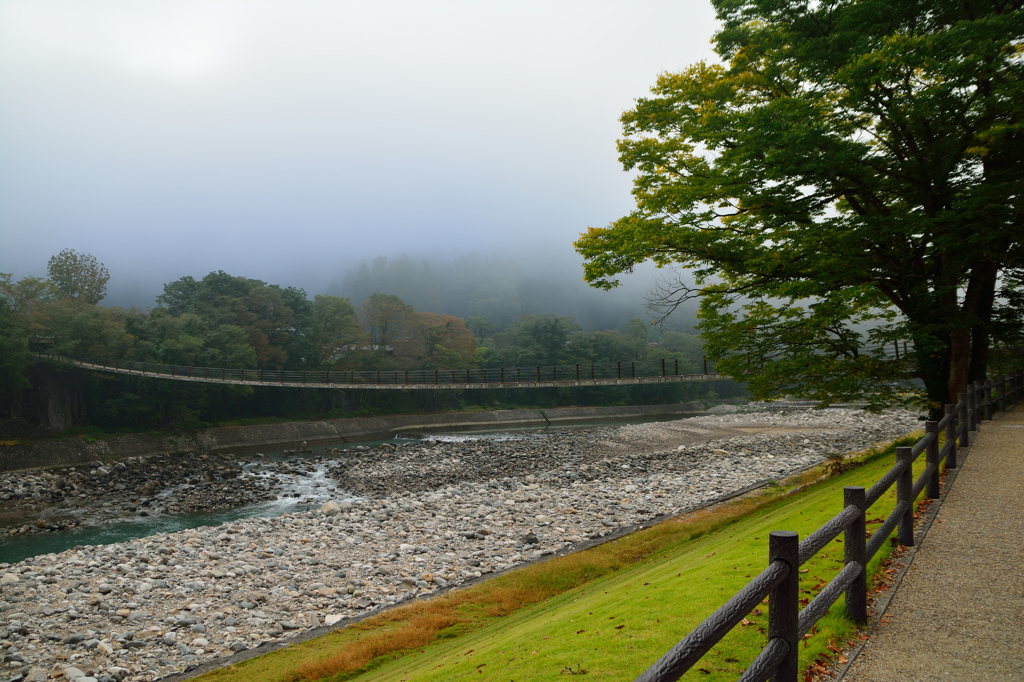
[0,436,412,565]
[0,417,668,565]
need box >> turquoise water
[0,502,305,565]
[0,436,414,565]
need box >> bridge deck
[38,356,727,390]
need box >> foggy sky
[0,0,719,308]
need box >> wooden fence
[635,370,1024,682]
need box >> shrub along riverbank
[194,434,930,682]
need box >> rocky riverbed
[0,406,921,682]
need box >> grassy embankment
[197,434,932,682]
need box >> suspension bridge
[36,355,727,390]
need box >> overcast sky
[0,0,720,306]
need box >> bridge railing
[37,355,721,387]
[635,369,1024,682]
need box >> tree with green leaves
[490,314,581,367]
[359,293,414,353]
[402,312,477,369]
[575,0,1023,412]
[46,249,110,305]
[467,313,492,343]
[0,298,32,404]
[304,295,365,369]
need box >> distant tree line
[1,251,733,433]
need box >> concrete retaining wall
[0,402,707,473]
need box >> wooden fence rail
[636,369,1024,682]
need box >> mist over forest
[0,0,738,436]
[92,249,700,335]
[326,253,698,335]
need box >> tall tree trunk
[948,328,971,404]
[951,261,999,400]
[968,268,998,383]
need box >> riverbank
[0,406,920,682]
[0,403,707,548]
[0,403,711,474]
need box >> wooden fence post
[896,447,915,547]
[944,404,958,469]
[959,391,970,447]
[967,382,978,431]
[983,379,992,421]
[925,421,940,499]
[997,374,1006,412]
[844,486,867,623]
[768,531,800,682]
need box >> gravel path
[843,405,1024,682]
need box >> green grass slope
[200,435,931,682]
